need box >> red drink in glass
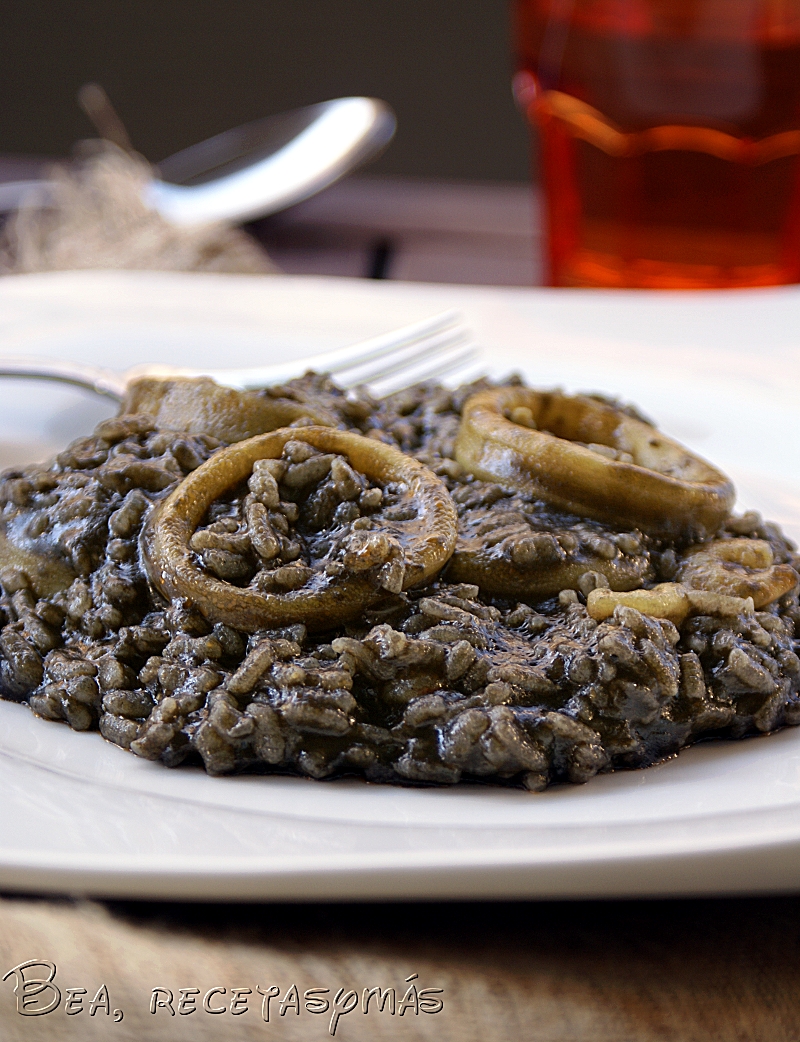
[513,0,800,288]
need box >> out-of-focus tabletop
[0,169,799,1042]
[253,175,542,287]
[1,894,799,1040]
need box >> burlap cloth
[0,893,798,1041]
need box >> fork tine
[324,310,462,377]
[214,309,463,390]
[334,326,470,388]
[366,344,482,397]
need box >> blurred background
[0,0,528,181]
[0,0,538,285]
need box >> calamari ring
[586,583,756,626]
[677,538,798,608]
[141,426,457,632]
[454,388,735,540]
[447,508,653,602]
[123,377,340,444]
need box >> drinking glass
[513,0,800,288]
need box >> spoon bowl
[148,96,395,226]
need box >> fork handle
[0,357,126,400]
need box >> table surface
[254,174,542,286]
[1,894,798,1040]
[0,169,798,1041]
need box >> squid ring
[454,388,735,540]
[446,509,653,602]
[677,538,797,608]
[586,583,756,626]
[141,426,458,632]
[122,376,340,444]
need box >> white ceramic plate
[1,269,800,901]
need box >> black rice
[0,375,797,790]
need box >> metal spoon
[0,96,396,226]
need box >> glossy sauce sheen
[514,0,800,288]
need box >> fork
[0,310,480,402]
